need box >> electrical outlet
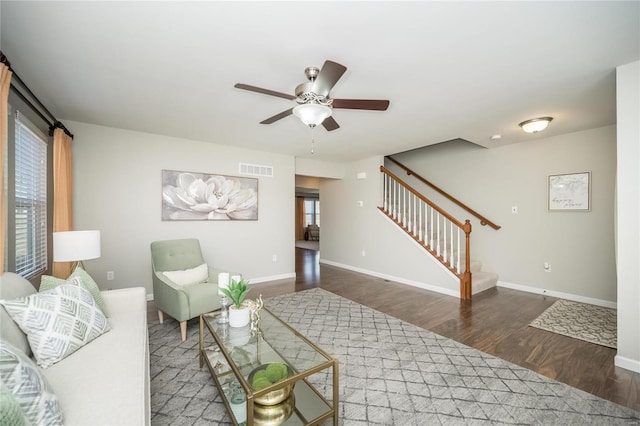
[107,271,114,280]
[544,262,551,272]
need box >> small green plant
[251,363,290,390]
[220,278,250,308]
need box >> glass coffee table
[199,307,339,425]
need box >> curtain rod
[1,51,74,138]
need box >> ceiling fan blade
[260,108,294,124]
[235,83,296,100]
[312,60,347,97]
[332,99,390,111]
[322,116,340,131]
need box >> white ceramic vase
[228,305,250,328]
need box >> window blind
[14,111,48,278]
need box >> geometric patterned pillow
[40,265,110,317]
[0,339,64,425]
[0,284,111,368]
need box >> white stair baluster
[450,220,454,266]
[383,173,388,211]
[457,226,461,272]
[437,212,441,256]
[408,192,412,232]
[443,219,448,263]
[393,180,397,219]
[429,207,434,248]
[413,195,418,235]
[403,187,407,227]
[419,201,423,242]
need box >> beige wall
[295,157,345,179]
[389,126,617,303]
[69,121,296,296]
[615,60,640,372]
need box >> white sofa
[0,272,151,425]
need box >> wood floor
[149,248,640,412]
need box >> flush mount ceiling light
[519,117,553,133]
[292,103,332,127]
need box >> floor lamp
[53,230,101,272]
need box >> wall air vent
[239,163,274,177]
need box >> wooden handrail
[386,156,501,230]
[380,166,466,230]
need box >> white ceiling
[1,1,638,162]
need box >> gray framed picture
[162,170,258,220]
[548,172,590,211]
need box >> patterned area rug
[529,299,617,348]
[149,289,639,425]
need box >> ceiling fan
[234,60,390,131]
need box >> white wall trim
[497,280,617,309]
[320,258,460,298]
[248,273,296,284]
[614,355,640,373]
[145,272,296,302]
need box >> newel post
[461,220,472,300]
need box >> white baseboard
[614,355,640,373]
[497,280,617,309]
[319,258,459,298]
[248,273,296,284]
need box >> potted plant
[220,278,250,327]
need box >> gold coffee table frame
[199,307,339,425]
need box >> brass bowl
[253,393,295,426]
[248,363,295,406]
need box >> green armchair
[150,238,236,341]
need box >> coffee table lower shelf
[199,311,338,425]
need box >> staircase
[379,162,499,299]
[470,260,499,295]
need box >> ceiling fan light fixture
[293,103,332,127]
[519,117,553,133]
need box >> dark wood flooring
[149,247,640,412]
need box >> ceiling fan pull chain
[310,126,316,155]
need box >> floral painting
[162,170,258,221]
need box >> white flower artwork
[162,170,258,220]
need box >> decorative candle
[218,272,230,295]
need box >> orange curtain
[0,62,12,275]
[296,197,306,240]
[52,128,74,278]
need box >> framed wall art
[548,172,590,212]
[162,169,258,221]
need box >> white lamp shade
[53,230,101,262]
[293,104,332,127]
